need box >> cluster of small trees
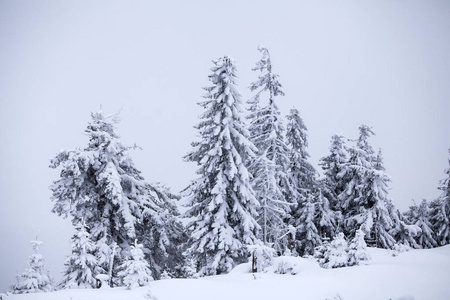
[10,47,450,293]
[314,230,370,269]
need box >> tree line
[10,46,450,293]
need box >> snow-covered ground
[4,245,450,300]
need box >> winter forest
[7,46,450,297]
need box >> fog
[1,0,449,292]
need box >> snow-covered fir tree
[50,110,184,285]
[364,149,396,248]
[320,233,349,269]
[160,270,171,280]
[285,108,317,195]
[338,125,376,238]
[347,229,370,266]
[405,200,438,249]
[338,126,395,248]
[180,254,198,279]
[314,187,337,242]
[430,198,449,246]
[60,221,98,289]
[247,45,284,142]
[319,134,349,210]
[389,205,421,249]
[294,193,321,256]
[119,240,153,289]
[139,182,187,279]
[247,46,293,253]
[183,55,261,276]
[285,107,322,254]
[430,149,450,246]
[11,240,54,294]
[319,135,349,234]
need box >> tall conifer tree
[338,126,395,247]
[184,56,260,276]
[50,111,183,284]
[319,134,349,207]
[430,149,450,245]
[285,108,316,200]
[247,46,293,252]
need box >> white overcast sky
[1,0,449,291]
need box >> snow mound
[227,262,252,275]
[265,256,321,275]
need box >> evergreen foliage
[320,233,349,269]
[430,149,450,245]
[405,200,438,249]
[139,182,186,279]
[347,229,370,266]
[338,125,376,237]
[184,55,260,276]
[285,108,316,195]
[314,187,337,242]
[60,221,98,289]
[294,193,321,256]
[11,240,54,294]
[50,110,183,284]
[365,150,396,248]
[247,46,293,252]
[319,135,349,231]
[180,255,198,279]
[389,206,421,249]
[319,134,349,204]
[119,240,153,289]
[336,126,395,248]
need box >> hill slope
[4,245,450,300]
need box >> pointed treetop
[30,240,43,253]
[250,46,284,100]
[357,124,375,146]
[286,107,309,159]
[85,110,122,150]
[253,45,272,73]
[374,148,386,171]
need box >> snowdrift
[4,245,450,300]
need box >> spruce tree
[338,126,395,248]
[365,149,396,248]
[248,46,293,252]
[50,110,183,284]
[50,111,146,285]
[184,55,260,276]
[405,200,438,249]
[430,149,450,245]
[339,126,375,214]
[285,107,320,254]
[430,198,449,246]
[180,255,198,279]
[319,134,349,208]
[319,135,349,233]
[60,221,98,289]
[347,229,370,266]
[389,207,421,249]
[119,240,153,289]
[139,182,186,279]
[285,108,316,195]
[11,240,54,294]
[315,187,337,241]
[294,193,321,256]
[322,233,349,269]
